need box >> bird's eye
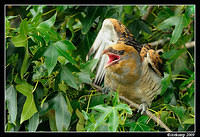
[118,50,124,55]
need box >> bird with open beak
[87,18,163,114]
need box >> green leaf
[16,82,33,96]
[20,94,38,124]
[49,92,72,131]
[60,66,78,90]
[11,34,27,47]
[115,104,132,115]
[86,103,132,131]
[166,105,186,122]
[37,12,57,29]
[20,47,30,79]
[77,71,92,84]
[28,112,39,131]
[170,15,185,44]
[108,108,119,131]
[160,73,172,96]
[81,7,102,34]
[158,16,180,30]
[6,85,17,125]
[16,82,37,124]
[53,40,77,65]
[43,45,58,75]
[137,115,149,123]
[129,116,151,131]
[80,59,98,72]
[48,110,57,131]
[161,49,185,63]
[76,109,85,131]
[139,20,152,34]
[124,6,133,14]
[183,118,194,125]
[5,17,10,37]
[36,12,60,43]
[20,19,28,35]
[32,46,47,60]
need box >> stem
[86,90,94,113]
[42,9,56,16]
[32,81,39,93]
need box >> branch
[184,41,195,49]
[91,83,172,132]
[142,38,170,47]
[142,6,154,21]
[143,39,195,49]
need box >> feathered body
[87,18,163,110]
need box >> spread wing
[86,19,120,84]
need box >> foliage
[5,5,195,132]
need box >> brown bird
[87,18,163,114]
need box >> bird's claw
[102,87,111,94]
[137,103,148,115]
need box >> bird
[86,18,163,114]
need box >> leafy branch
[91,83,172,132]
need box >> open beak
[103,49,120,68]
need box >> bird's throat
[105,53,120,68]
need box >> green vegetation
[5,5,195,131]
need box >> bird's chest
[104,69,144,103]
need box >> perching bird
[86,18,163,114]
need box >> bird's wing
[140,45,163,77]
[86,19,120,84]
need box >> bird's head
[103,44,142,75]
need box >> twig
[91,83,172,132]
[142,6,154,21]
[143,39,195,49]
[184,41,195,49]
[142,38,170,47]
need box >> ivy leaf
[28,112,39,131]
[183,118,194,125]
[11,34,27,47]
[108,108,119,131]
[166,105,186,125]
[158,16,180,30]
[20,19,28,35]
[129,115,151,131]
[48,92,72,131]
[20,47,30,79]
[37,12,57,29]
[81,7,102,34]
[60,66,78,90]
[87,103,131,131]
[20,95,38,124]
[160,73,172,96]
[16,82,33,96]
[36,12,59,43]
[76,109,85,131]
[80,59,99,72]
[15,82,38,124]
[161,49,185,63]
[77,71,92,84]
[115,104,132,115]
[53,40,77,65]
[170,15,185,44]
[43,45,58,75]
[87,105,112,131]
[6,85,17,125]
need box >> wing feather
[86,19,119,84]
